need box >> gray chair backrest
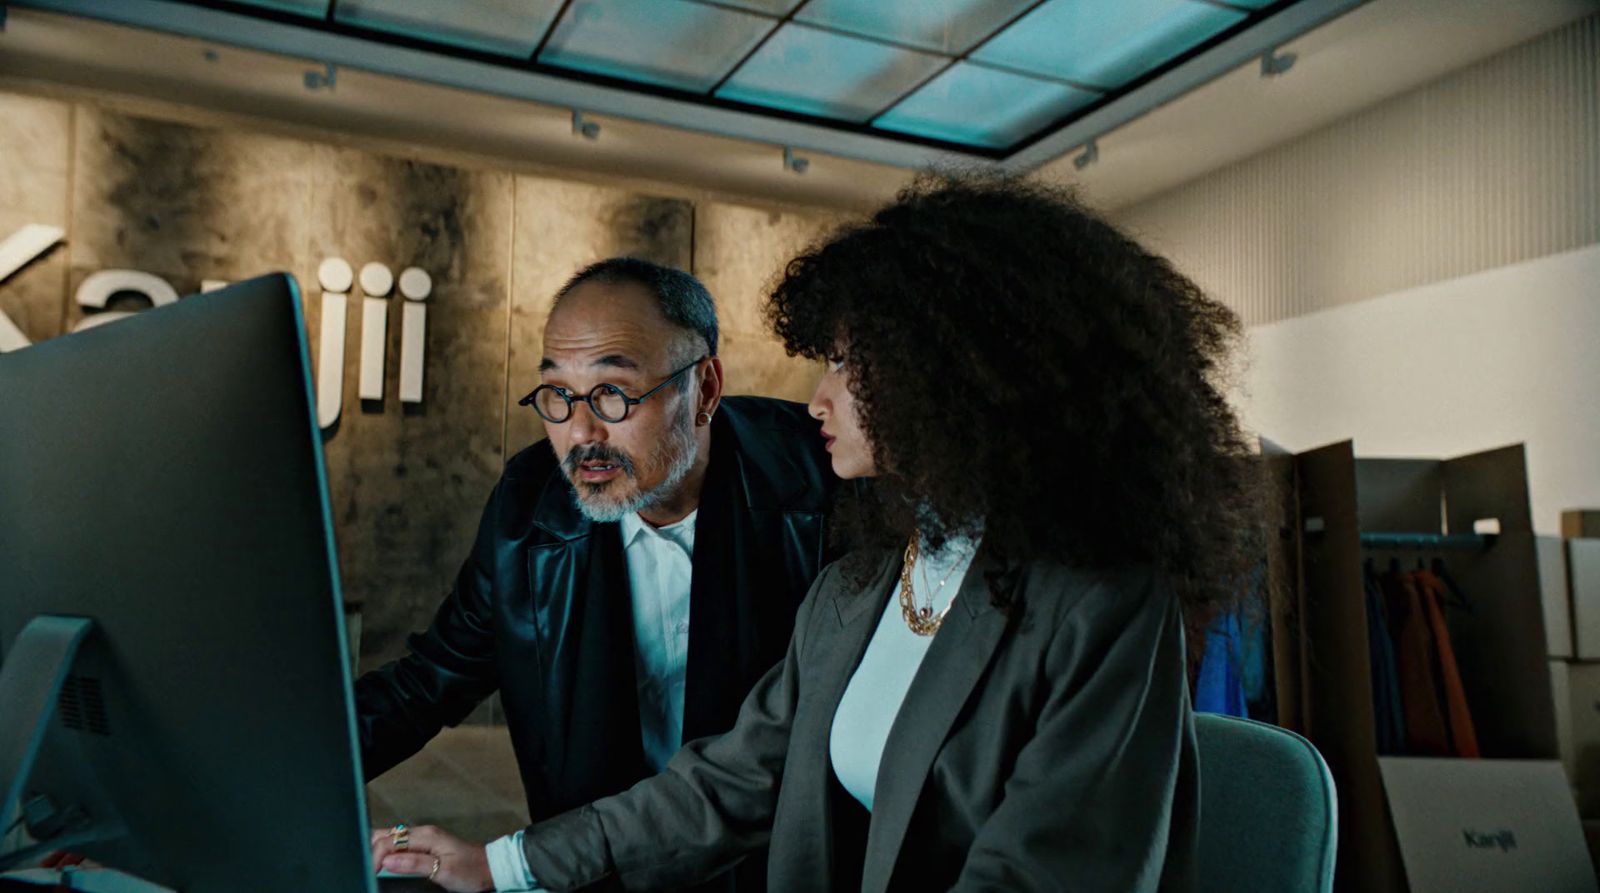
[1194,713,1339,893]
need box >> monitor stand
[0,616,127,871]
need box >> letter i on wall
[316,257,353,430]
[397,267,430,404]
[358,262,392,402]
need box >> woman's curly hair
[767,173,1264,631]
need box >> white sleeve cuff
[485,830,541,892]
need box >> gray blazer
[520,549,1200,892]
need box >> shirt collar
[620,509,699,550]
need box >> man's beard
[561,402,699,523]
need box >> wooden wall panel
[692,201,842,403]
[503,177,693,459]
[0,93,71,343]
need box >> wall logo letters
[0,225,429,430]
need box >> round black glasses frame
[518,356,706,424]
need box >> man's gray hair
[556,257,719,366]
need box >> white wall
[1235,244,1600,533]
[1115,13,1599,327]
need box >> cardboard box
[1379,757,1597,893]
[1290,443,1558,892]
[1572,540,1600,660]
[1567,661,1600,819]
[1565,511,1600,539]
[1558,660,1576,780]
[1545,535,1577,658]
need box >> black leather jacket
[354,397,840,855]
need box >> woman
[379,174,1263,891]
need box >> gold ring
[389,823,410,852]
[429,857,441,882]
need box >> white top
[486,510,697,892]
[829,533,980,811]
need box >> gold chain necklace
[898,535,976,637]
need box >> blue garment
[1365,576,1408,754]
[1195,611,1248,717]
[1237,612,1268,708]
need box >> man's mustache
[562,443,638,479]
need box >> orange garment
[1381,571,1450,755]
[1413,569,1480,757]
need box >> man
[355,258,840,891]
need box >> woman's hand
[370,824,495,892]
[41,851,88,869]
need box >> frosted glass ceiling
[200,0,1306,155]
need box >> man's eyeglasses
[519,357,706,424]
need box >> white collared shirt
[487,509,697,892]
[618,509,696,775]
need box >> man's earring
[696,411,712,426]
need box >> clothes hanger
[1431,556,1473,611]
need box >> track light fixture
[571,110,600,140]
[1073,140,1098,171]
[1261,47,1297,77]
[303,62,337,92]
[783,146,810,175]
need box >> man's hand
[370,824,496,893]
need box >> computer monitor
[0,274,379,892]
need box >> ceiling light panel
[710,0,806,14]
[971,0,1247,91]
[875,61,1098,148]
[229,0,329,17]
[793,0,1036,55]
[716,24,947,121]
[539,0,776,92]
[334,0,564,57]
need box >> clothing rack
[1358,532,1495,550]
